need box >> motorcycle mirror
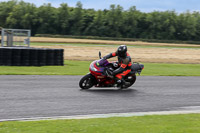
[99,51,102,59]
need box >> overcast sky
[1,0,200,12]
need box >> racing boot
[115,78,122,88]
[115,78,130,89]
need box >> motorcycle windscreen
[98,59,109,66]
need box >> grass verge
[142,63,200,76]
[0,114,200,133]
[0,60,199,76]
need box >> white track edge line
[1,110,200,122]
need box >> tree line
[1,0,200,41]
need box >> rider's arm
[103,52,117,59]
[112,58,129,75]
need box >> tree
[90,10,107,36]
[0,0,17,27]
[69,1,83,35]
[123,6,141,38]
[193,12,200,40]
[81,9,96,35]
[57,3,70,35]
[2,0,200,41]
[36,3,57,34]
[5,1,38,35]
[104,5,124,37]
[161,11,177,40]
[175,11,197,40]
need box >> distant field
[31,37,200,48]
[28,37,200,64]
[31,43,200,64]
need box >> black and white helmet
[117,45,127,58]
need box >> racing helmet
[117,45,127,58]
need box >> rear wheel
[124,74,136,88]
[79,74,95,89]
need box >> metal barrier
[0,28,30,47]
[0,28,64,66]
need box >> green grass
[142,63,200,76]
[1,114,200,133]
[0,60,199,76]
[0,60,90,75]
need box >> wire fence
[1,28,31,47]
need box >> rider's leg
[115,69,131,87]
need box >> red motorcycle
[79,52,144,89]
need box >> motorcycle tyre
[123,74,136,89]
[79,74,95,90]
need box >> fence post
[1,28,4,47]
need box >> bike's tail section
[131,62,144,75]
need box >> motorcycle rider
[103,45,132,87]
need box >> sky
[1,0,200,13]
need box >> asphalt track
[0,75,200,121]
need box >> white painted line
[1,109,200,122]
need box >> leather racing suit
[103,51,132,80]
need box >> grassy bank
[1,114,200,133]
[0,60,199,76]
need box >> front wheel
[79,74,96,89]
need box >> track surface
[0,75,200,120]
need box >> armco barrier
[0,47,64,66]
